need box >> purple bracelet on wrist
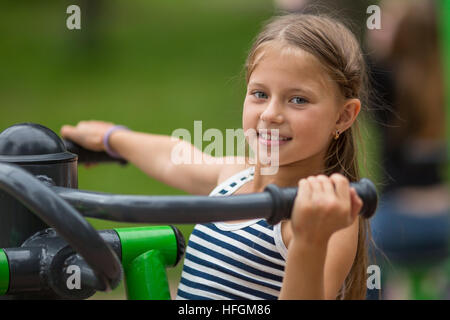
[103,125,130,159]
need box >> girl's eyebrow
[248,82,315,97]
[285,87,315,96]
[247,82,267,89]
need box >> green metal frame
[125,249,171,300]
[0,249,9,295]
[114,226,179,300]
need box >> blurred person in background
[366,0,450,299]
[274,0,374,41]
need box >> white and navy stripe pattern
[176,167,288,300]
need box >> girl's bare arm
[109,129,228,195]
[61,120,228,195]
[279,219,359,299]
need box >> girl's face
[243,45,344,168]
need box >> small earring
[334,130,340,140]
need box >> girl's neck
[250,156,326,193]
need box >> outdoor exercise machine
[0,123,378,300]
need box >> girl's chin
[253,150,287,167]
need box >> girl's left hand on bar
[290,173,363,246]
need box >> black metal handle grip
[264,178,378,225]
[63,139,127,165]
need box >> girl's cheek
[242,105,259,127]
[291,117,332,150]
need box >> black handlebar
[63,139,127,165]
[51,178,377,226]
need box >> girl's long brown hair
[244,14,371,299]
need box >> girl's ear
[335,98,361,132]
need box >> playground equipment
[0,123,378,300]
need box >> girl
[61,13,370,300]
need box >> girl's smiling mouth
[257,131,293,146]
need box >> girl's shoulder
[216,157,252,186]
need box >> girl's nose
[260,99,284,124]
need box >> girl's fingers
[60,121,113,151]
[60,125,75,138]
[316,175,334,195]
[60,124,84,144]
[307,176,322,195]
[330,173,350,200]
[298,178,311,200]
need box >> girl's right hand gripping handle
[264,178,378,225]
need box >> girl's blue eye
[253,91,268,99]
[290,96,308,105]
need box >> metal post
[125,250,171,300]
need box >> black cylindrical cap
[0,123,76,164]
[351,178,378,219]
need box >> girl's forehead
[249,43,335,93]
[255,45,320,72]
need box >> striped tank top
[176,166,288,300]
